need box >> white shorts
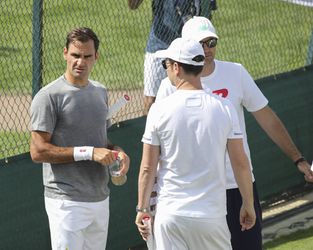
[154,213,231,250]
[144,52,167,97]
[45,197,109,250]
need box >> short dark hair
[168,59,204,76]
[65,27,100,52]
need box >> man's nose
[77,57,85,65]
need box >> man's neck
[201,60,215,77]
[64,73,89,87]
[176,79,202,90]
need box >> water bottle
[108,151,127,186]
[142,216,155,250]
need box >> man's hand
[117,151,130,175]
[297,160,313,182]
[93,148,116,166]
[240,203,256,231]
[135,212,152,240]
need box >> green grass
[0,0,33,94]
[263,226,313,250]
[0,131,30,159]
[213,0,313,79]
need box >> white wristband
[73,146,94,161]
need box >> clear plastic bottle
[142,216,155,250]
[108,151,127,186]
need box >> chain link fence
[1,0,313,160]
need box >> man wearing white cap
[156,16,313,250]
[135,37,255,250]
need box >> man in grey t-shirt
[30,27,130,250]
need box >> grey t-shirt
[31,75,111,202]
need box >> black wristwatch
[294,156,306,166]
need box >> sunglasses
[161,60,170,69]
[200,38,218,48]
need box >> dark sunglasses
[161,60,169,69]
[200,38,218,48]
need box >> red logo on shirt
[212,88,228,98]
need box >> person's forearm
[137,144,159,210]
[264,118,300,160]
[233,165,254,206]
[253,106,313,182]
[137,163,157,210]
[30,140,75,164]
[253,106,302,161]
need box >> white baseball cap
[182,16,218,42]
[155,37,205,66]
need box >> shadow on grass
[263,225,313,249]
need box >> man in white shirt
[135,37,255,250]
[156,16,313,250]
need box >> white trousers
[45,197,109,250]
[154,213,231,250]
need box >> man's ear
[63,47,67,60]
[173,62,180,75]
[95,51,99,60]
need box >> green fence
[1,0,313,159]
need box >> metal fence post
[201,0,217,20]
[32,0,43,98]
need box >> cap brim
[195,31,218,42]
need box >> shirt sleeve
[155,77,176,103]
[142,103,161,145]
[30,90,56,134]
[240,65,268,112]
